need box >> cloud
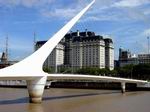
[41,8,78,20]
[39,0,88,20]
[71,0,150,23]
[122,8,149,23]
[0,0,149,23]
[81,8,129,22]
[112,0,150,24]
[0,0,85,21]
[143,28,150,36]
[114,0,150,8]
[143,8,150,15]
[1,0,149,60]
[0,0,53,8]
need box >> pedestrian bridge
[48,73,149,91]
[0,0,149,103]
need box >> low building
[119,48,139,67]
[138,54,150,64]
[0,52,18,69]
[118,48,150,67]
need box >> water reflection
[43,91,120,101]
[0,97,28,105]
[0,91,119,105]
[28,104,43,112]
[0,88,149,112]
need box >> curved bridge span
[0,0,149,103]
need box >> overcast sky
[0,0,150,60]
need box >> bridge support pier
[121,82,126,93]
[27,76,47,103]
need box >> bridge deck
[0,74,147,84]
[47,74,148,84]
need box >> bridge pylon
[27,76,47,103]
[24,0,95,103]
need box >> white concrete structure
[36,42,64,72]
[0,0,148,104]
[47,74,148,93]
[0,0,96,103]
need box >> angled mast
[0,0,95,76]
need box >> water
[0,88,149,112]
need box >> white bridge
[0,0,149,103]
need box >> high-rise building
[64,30,114,70]
[35,30,114,72]
[69,31,106,71]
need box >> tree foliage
[116,64,150,80]
[59,67,72,73]
[132,64,150,80]
[43,63,150,80]
[43,67,52,73]
[76,67,116,76]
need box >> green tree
[76,67,116,76]
[43,67,52,73]
[132,64,150,80]
[117,64,134,78]
[59,67,72,73]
